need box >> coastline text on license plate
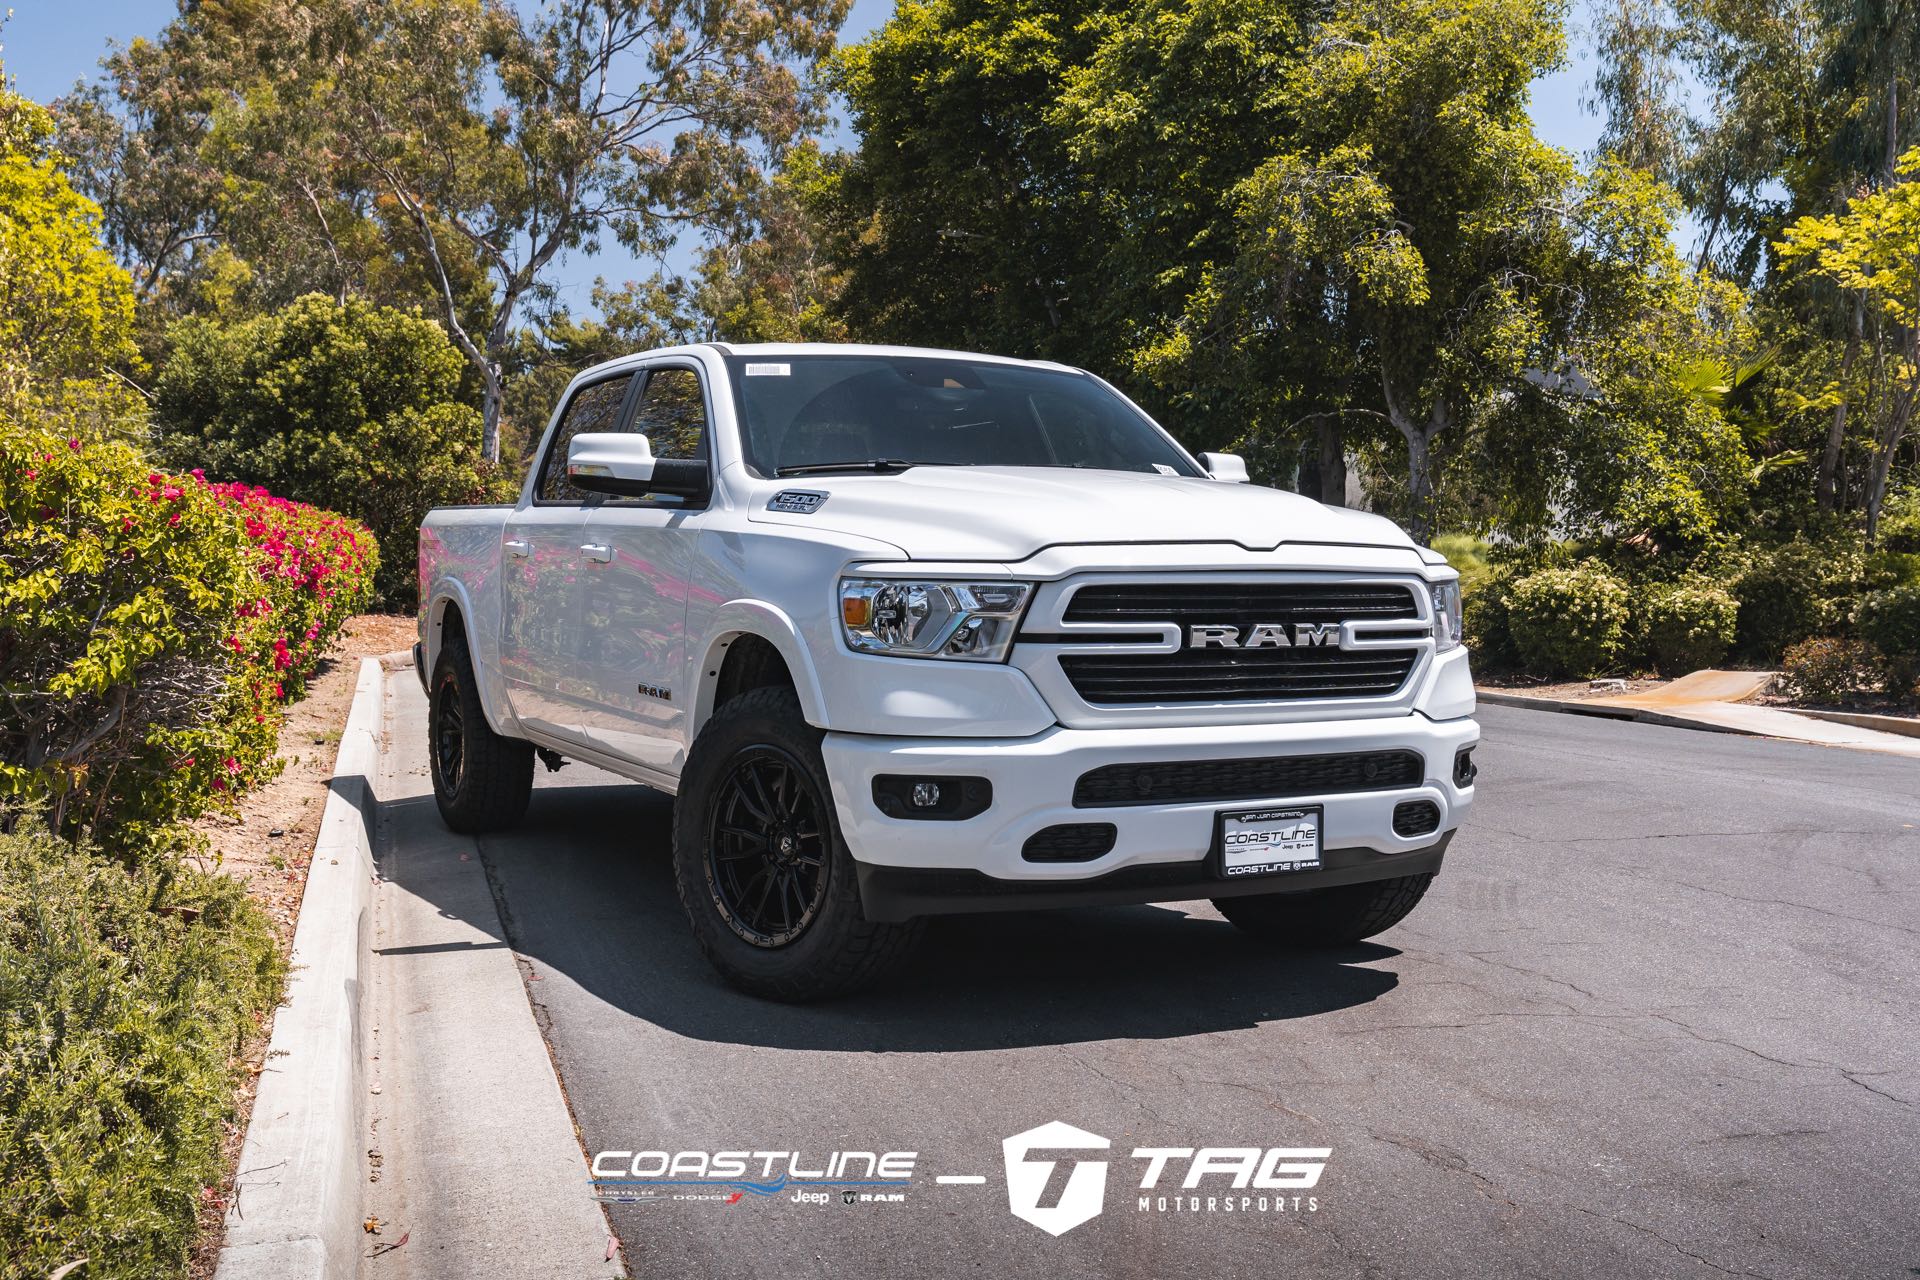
[1220,806,1323,877]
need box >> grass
[0,824,284,1279]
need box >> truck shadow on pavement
[382,782,1404,1052]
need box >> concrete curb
[1475,688,1763,737]
[1790,706,1920,740]
[216,657,384,1280]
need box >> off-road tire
[428,634,534,834]
[673,686,922,1001]
[1212,873,1434,946]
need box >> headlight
[838,578,1034,661]
[1431,579,1463,652]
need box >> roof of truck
[573,341,1085,381]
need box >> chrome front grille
[1046,580,1427,706]
[1061,582,1424,626]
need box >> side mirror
[1200,451,1250,483]
[567,432,707,500]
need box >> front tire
[428,635,534,834]
[672,686,921,1001]
[1213,873,1433,946]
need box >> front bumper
[822,711,1478,920]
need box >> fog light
[872,775,992,821]
[1453,748,1477,788]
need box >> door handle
[579,543,614,564]
[504,537,532,558]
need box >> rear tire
[428,634,534,834]
[1212,874,1433,946]
[672,686,921,1001]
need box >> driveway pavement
[377,677,1920,1279]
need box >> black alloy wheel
[425,632,533,834]
[432,674,465,793]
[705,744,832,947]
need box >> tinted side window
[537,373,635,503]
[635,367,708,461]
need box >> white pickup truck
[417,343,1478,999]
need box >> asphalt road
[442,705,1919,1279]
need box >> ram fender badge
[768,489,828,514]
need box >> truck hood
[742,465,1420,562]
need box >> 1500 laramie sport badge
[416,344,1478,1000]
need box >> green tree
[1054,0,1336,491]
[151,294,512,604]
[695,143,849,343]
[817,0,1125,365]
[0,81,139,423]
[207,0,846,461]
[1777,146,1920,546]
[1066,0,1746,542]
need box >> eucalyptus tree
[297,0,848,460]
[67,0,847,462]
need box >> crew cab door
[500,369,639,743]
[575,362,712,775]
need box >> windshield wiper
[776,458,941,477]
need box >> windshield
[722,354,1204,478]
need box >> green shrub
[1430,533,1490,594]
[153,293,516,606]
[1778,636,1879,703]
[0,823,283,1279]
[1507,562,1633,678]
[1462,561,1521,672]
[1640,579,1739,675]
[1729,536,1863,661]
[1877,490,1920,554]
[1863,549,1920,591]
[1856,585,1920,696]
[1,429,374,851]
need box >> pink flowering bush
[0,428,376,853]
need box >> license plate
[1218,806,1323,878]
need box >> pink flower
[177,757,196,771]
[67,438,80,451]
[22,468,36,480]
[224,757,241,773]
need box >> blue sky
[3,0,1610,315]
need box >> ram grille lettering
[1187,623,1340,649]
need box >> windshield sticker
[1152,463,1178,475]
[744,362,791,377]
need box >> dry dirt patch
[1476,676,1672,701]
[188,611,414,1278]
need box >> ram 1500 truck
[417,343,1478,1000]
